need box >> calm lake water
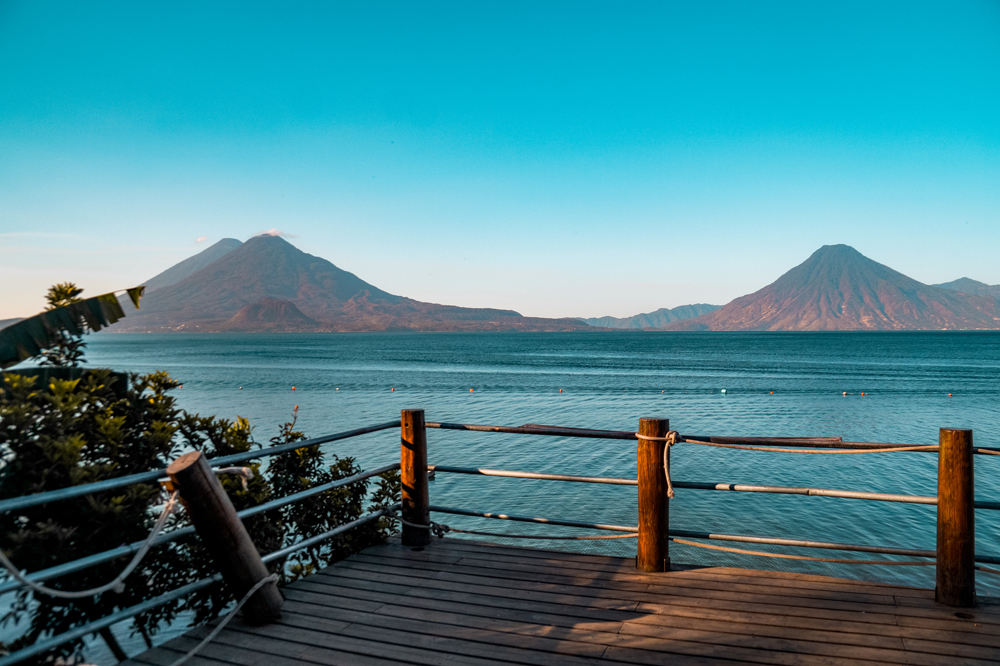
[57,331,1000,661]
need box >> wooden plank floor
[127,538,1000,666]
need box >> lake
[40,330,1000,662]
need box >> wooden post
[167,452,283,624]
[401,409,431,547]
[936,428,976,607]
[637,417,670,572]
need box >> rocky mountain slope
[114,236,592,332]
[667,245,1000,331]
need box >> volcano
[668,245,1000,331]
[114,236,591,332]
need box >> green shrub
[0,370,399,663]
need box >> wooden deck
[127,538,1000,666]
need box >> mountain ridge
[581,304,720,329]
[665,245,1000,331]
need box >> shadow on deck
[127,538,1000,666]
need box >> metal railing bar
[0,574,223,666]
[0,463,401,596]
[206,421,400,469]
[261,506,398,564]
[0,504,399,665]
[426,422,637,440]
[426,422,1000,454]
[429,466,1000,508]
[0,421,400,515]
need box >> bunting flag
[0,286,145,369]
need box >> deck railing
[0,410,998,665]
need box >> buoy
[559,389,563,393]
[948,393,953,397]
[861,392,865,396]
[292,386,296,391]
[470,388,474,393]
[842,392,846,396]
[239,386,243,390]
[336,388,339,390]
[391,388,394,392]
[770,391,773,394]
[661,390,664,393]
[721,389,727,394]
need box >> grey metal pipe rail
[0,420,400,515]
[429,505,1000,565]
[426,422,1000,454]
[0,506,395,666]
[429,465,1000,510]
[0,463,401,596]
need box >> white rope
[167,573,280,666]
[0,491,180,599]
[635,431,679,498]
[669,537,935,565]
[386,510,636,540]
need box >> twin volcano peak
[116,235,590,332]
[669,244,1000,331]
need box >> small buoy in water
[291,386,296,391]
[948,393,953,397]
[336,388,339,390]
[559,389,563,393]
[770,391,773,394]
[470,388,474,393]
[239,386,243,390]
[662,390,665,393]
[861,392,865,396]
[391,387,394,392]
[720,389,727,394]
[842,392,846,396]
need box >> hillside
[667,245,1000,331]
[114,236,592,332]
[144,238,243,291]
[934,278,1000,301]
[581,304,720,329]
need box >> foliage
[0,371,399,663]
[39,283,86,368]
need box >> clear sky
[2,1,999,319]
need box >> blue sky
[1,1,998,319]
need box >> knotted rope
[635,430,680,498]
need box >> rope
[977,565,1000,576]
[385,510,637,540]
[670,538,934,566]
[0,491,180,599]
[167,573,279,666]
[636,431,680,498]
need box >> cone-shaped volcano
[670,245,1000,330]
[116,235,590,332]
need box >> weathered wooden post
[637,417,670,572]
[401,408,431,547]
[936,428,976,607]
[166,452,283,624]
